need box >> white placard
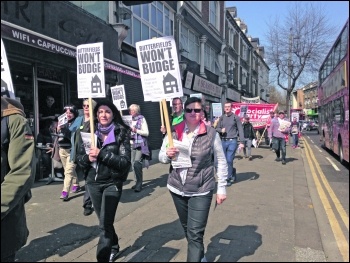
[121,115,132,128]
[57,113,68,127]
[212,103,222,117]
[111,85,128,111]
[77,42,105,98]
[190,93,202,99]
[1,38,15,98]
[136,36,183,101]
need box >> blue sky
[225,1,349,47]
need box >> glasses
[185,108,201,114]
[83,104,89,108]
[64,106,74,111]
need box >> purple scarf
[96,123,116,147]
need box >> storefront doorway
[37,81,64,131]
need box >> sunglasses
[64,106,74,110]
[83,104,89,108]
[185,108,201,113]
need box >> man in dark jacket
[242,116,256,160]
[1,97,36,262]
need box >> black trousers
[170,190,213,262]
[87,182,122,262]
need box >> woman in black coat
[242,116,256,160]
[76,99,131,262]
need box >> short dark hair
[63,104,79,117]
[184,97,202,109]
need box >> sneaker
[226,180,232,187]
[56,172,63,178]
[282,160,286,165]
[275,158,281,162]
[71,185,81,193]
[60,191,69,201]
[230,176,236,183]
[83,207,94,216]
[109,248,120,262]
[249,156,252,161]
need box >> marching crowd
[2,96,298,262]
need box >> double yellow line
[303,138,349,261]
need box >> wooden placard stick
[161,98,173,147]
[89,97,95,147]
[160,101,164,127]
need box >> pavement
[15,138,332,262]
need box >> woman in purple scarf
[76,99,131,262]
[129,104,150,192]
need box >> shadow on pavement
[120,173,169,203]
[16,223,99,262]
[235,172,260,183]
[206,225,262,262]
[121,219,184,262]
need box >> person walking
[290,117,300,149]
[266,110,276,149]
[159,97,228,262]
[269,110,291,165]
[129,104,150,192]
[76,99,131,262]
[242,116,256,160]
[215,101,244,185]
[73,99,97,216]
[1,97,36,262]
[57,104,81,201]
[160,97,184,134]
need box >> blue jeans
[243,138,252,157]
[170,190,213,262]
[292,134,299,147]
[221,138,237,180]
[272,137,287,160]
[87,182,122,262]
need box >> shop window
[8,61,34,117]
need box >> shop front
[1,1,141,137]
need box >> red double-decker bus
[318,19,349,164]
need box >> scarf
[132,115,150,168]
[96,123,116,147]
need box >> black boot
[133,161,143,192]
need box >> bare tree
[265,2,338,114]
[268,86,287,110]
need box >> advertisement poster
[111,85,128,111]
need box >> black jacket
[242,122,256,140]
[76,123,131,186]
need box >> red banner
[231,103,278,129]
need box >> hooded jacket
[1,97,36,258]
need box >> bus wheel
[338,138,344,164]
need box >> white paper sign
[57,113,68,127]
[80,132,97,169]
[121,115,132,128]
[212,103,223,117]
[1,38,15,98]
[111,85,128,111]
[77,42,105,98]
[170,139,192,169]
[136,36,183,101]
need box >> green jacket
[1,97,36,258]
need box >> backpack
[1,116,37,202]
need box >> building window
[70,1,109,22]
[122,1,174,46]
[209,1,219,30]
[190,1,201,11]
[180,24,200,63]
[204,44,218,74]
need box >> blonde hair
[83,98,97,110]
[129,104,141,114]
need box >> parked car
[305,121,318,131]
